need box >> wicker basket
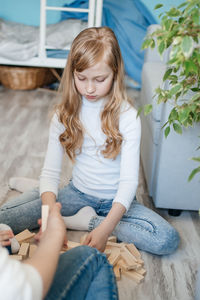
[0,66,57,90]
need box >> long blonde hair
[57,26,129,161]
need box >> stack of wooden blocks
[66,235,146,283]
[10,229,37,260]
[10,229,146,284]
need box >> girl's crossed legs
[0,181,179,255]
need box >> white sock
[0,223,20,254]
[63,206,97,231]
[9,177,39,193]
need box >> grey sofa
[140,25,200,212]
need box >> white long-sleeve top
[0,246,42,300]
[40,97,141,211]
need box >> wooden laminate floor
[0,86,199,300]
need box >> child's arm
[85,108,141,252]
[41,191,56,211]
[40,113,65,209]
[24,203,66,298]
[84,203,125,252]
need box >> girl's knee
[153,227,180,255]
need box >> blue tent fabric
[61,0,157,88]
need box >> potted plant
[141,0,200,181]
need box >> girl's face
[74,60,114,102]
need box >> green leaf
[181,36,194,58]
[144,104,153,116]
[177,2,188,9]
[141,38,154,50]
[184,61,198,75]
[191,157,200,162]
[164,126,170,138]
[173,122,182,134]
[158,40,166,55]
[136,106,143,118]
[178,107,190,124]
[164,19,173,31]
[167,7,181,17]
[192,8,200,25]
[188,166,200,182]
[154,4,163,10]
[190,92,200,102]
[169,84,182,97]
[163,68,173,81]
[169,108,178,121]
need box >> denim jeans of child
[45,246,118,300]
[0,181,179,255]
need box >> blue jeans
[45,246,118,300]
[0,181,179,255]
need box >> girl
[0,27,179,255]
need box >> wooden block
[120,246,139,270]
[104,249,111,257]
[137,258,144,265]
[15,229,35,243]
[117,258,130,271]
[135,267,146,276]
[113,264,121,281]
[80,233,88,244]
[108,248,121,266]
[121,269,144,284]
[122,245,138,262]
[106,241,124,248]
[42,205,49,232]
[29,244,37,258]
[61,245,68,252]
[18,243,29,258]
[125,243,141,259]
[67,240,81,249]
[10,255,23,261]
[108,236,117,243]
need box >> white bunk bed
[0,0,103,68]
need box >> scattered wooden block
[121,269,144,284]
[104,249,111,257]
[18,242,29,258]
[41,205,49,232]
[136,267,146,276]
[29,244,38,258]
[68,234,147,284]
[107,248,121,266]
[10,255,23,261]
[117,258,130,271]
[15,229,35,243]
[125,243,141,259]
[108,236,117,243]
[80,233,88,244]
[113,264,121,281]
[120,245,139,269]
[67,240,81,249]
[107,241,124,248]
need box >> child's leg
[57,181,98,217]
[0,188,41,234]
[89,198,180,255]
[45,246,118,300]
[9,177,39,193]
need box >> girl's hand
[83,226,109,252]
[0,230,14,247]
